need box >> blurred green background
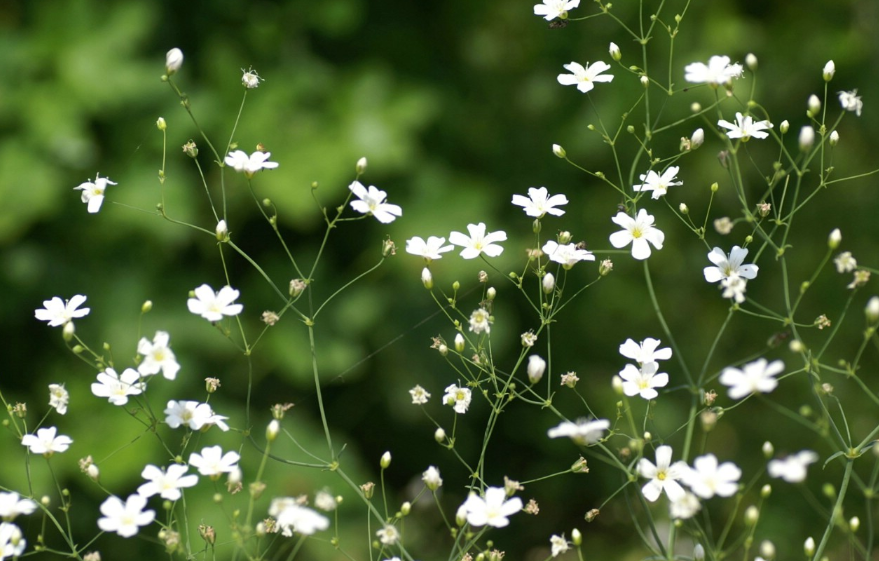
[2,0,879,559]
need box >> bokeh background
[2,0,878,559]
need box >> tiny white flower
[618,362,669,400]
[48,384,69,415]
[137,331,180,380]
[189,445,240,477]
[348,181,402,224]
[838,90,863,117]
[224,150,279,177]
[187,284,243,322]
[461,486,523,528]
[533,0,580,21]
[683,454,741,499]
[609,209,665,260]
[511,187,569,218]
[409,385,431,405]
[768,450,819,483]
[91,368,145,406]
[703,246,759,283]
[376,525,399,545]
[164,400,229,432]
[669,492,701,519]
[638,445,689,502]
[619,337,672,365]
[469,307,491,334]
[21,426,72,456]
[423,466,443,490]
[405,236,454,261]
[557,60,614,93]
[684,55,744,86]
[542,240,595,269]
[719,358,784,399]
[444,384,472,414]
[241,68,263,88]
[547,418,610,444]
[0,522,26,558]
[97,494,156,538]
[720,273,748,303]
[834,252,857,273]
[35,295,90,327]
[314,491,337,512]
[74,175,117,213]
[449,223,507,259]
[137,464,198,501]
[269,498,330,536]
[718,112,773,141]
[0,492,38,519]
[551,534,570,557]
[633,166,683,199]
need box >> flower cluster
[617,337,671,400]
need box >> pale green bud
[454,333,465,353]
[609,42,621,61]
[823,60,835,82]
[156,117,167,131]
[356,157,367,175]
[380,451,391,469]
[804,537,815,557]
[552,144,566,158]
[266,420,279,442]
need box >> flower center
[657,470,667,481]
[631,227,643,239]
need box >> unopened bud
[804,537,815,557]
[799,126,815,152]
[572,528,582,545]
[745,53,758,71]
[762,441,774,458]
[360,482,375,499]
[829,130,839,146]
[454,333,465,353]
[759,540,775,559]
[289,279,306,298]
[456,505,468,526]
[165,48,183,75]
[609,42,621,61]
[156,117,167,131]
[87,464,100,482]
[216,220,228,241]
[823,60,835,81]
[486,287,496,300]
[62,321,75,342]
[401,501,411,516]
[552,144,566,158]
[866,297,879,322]
[780,120,790,134]
[527,355,546,384]
[710,182,719,192]
[380,451,392,469]
[691,102,702,113]
[640,75,649,88]
[679,203,689,215]
[543,273,555,294]
[761,484,771,498]
[266,420,279,442]
[744,505,759,526]
[558,231,572,244]
[421,267,433,289]
[690,128,704,149]
[850,516,860,532]
[694,544,705,561]
[611,375,624,395]
[828,228,841,249]
[434,427,446,443]
[356,157,367,175]
[807,95,821,117]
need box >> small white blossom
[137,464,198,501]
[241,68,263,88]
[0,492,38,519]
[669,492,701,519]
[834,252,857,273]
[269,499,330,536]
[633,166,683,199]
[547,418,610,444]
[187,284,243,322]
[557,61,614,93]
[719,358,784,399]
[0,523,25,558]
[164,400,229,432]
[224,150,279,177]
[348,181,402,224]
[683,454,741,499]
[137,331,180,380]
[189,446,240,477]
[314,491,337,512]
[376,525,399,545]
[720,274,748,304]
[511,187,569,218]
[469,308,491,334]
[423,466,443,490]
[768,450,819,483]
[48,384,69,415]
[74,175,117,213]
[609,210,665,260]
[684,56,744,86]
[97,494,155,538]
[91,368,146,406]
[461,487,523,528]
[21,427,72,456]
[638,445,689,502]
[444,384,472,414]
[619,362,669,400]
[704,246,759,283]
[406,236,454,261]
[35,295,90,327]
[619,338,672,365]
[409,385,431,405]
[449,223,507,259]
[533,0,580,21]
[718,112,773,141]
[542,240,595,268]
[838,90,863,116]
[550,534,570,557]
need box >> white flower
[91,368,145,406]
[684,56,744,86]
[314,491,337,512]
[0,492,38,519]
[137,464,198,501]
[720,274,748,303]
[224,150,279,177]
[97,494,155,538]
[409,385,431,405]
[348,181,402,224]
[557,61,614,93]
[444,384,472,414]
[704,246,759,284]
[838,90,863,117]
[35,295,90,327]
[834,252,857,273]
[719,358,783,399]
[405,236,454,260]
[0,523,26,558]
[462,486,522,528]
[73,175,117,214]
[189,445,240,477]
[669,492,701,519]
[638,445,689,502]
[187,284,243,322]
[533,0,579,21]
[241,68,263,88]
[48,384,69,415]
[164,400,229,432]
[21,426,72,456]
[269,498,330,536]
[423,466,443,490]
[165,48,183,74]
[633,166,683,199]
[551,534,570,557]
[449,223,507,259]
[137,331,180,380]
[542,241,594,268]
[609,209,665,260]
[684,454,741,499]
[768,450,819,483]
[619,362,669,400]
[375,525,399,545]
[619,337,672,365]
[512,187,569,218]
[718,112,773,141]
[547,418,610,444]
[469,307,492,334]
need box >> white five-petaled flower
[0,522,26,558]
[97,494,155,538]
[269,499,329,536]
[838,90,863,117]
[461,486,523,528]
[449,223,507,259]
[164,400,229,432]
[444,384,472,414]
[542,240,595,269]
[48,384,69,415]
[547,418,610,445]
[683,454,741,499]
[633,166,683,199]
[423,466,443,490]
[137,331,180,380]
[405,236,454,261]
[241,68,263,88]
[512,187,569,218]
[35,295,90,327]
[669,492,701,520]
[348,181,402,224]
[834,252,857,273]
[619,362,669,400]
[619,337,672,365]
[189,445,240,478]
[21,427,73,456]
[137,464,198,501]
[609,209,665,260]
[469,307,492,334]
[718,112,773,141]
[767,450,819,483]
[74,175,117,214]
[684,56,744,86]
[376,525,400,545]
[533,0,580,21]
[719,358,784,399]
[557,60,614,93]
[550,534,570,557]
[721,274,748,303]
[187,284,243,322]
[0,492,38,519]
[704,246,759,284]
[314,491,336,512]
[224,150,279,177]
[409,385,431,405]
[91,368,146,406]
[638,445,689,502]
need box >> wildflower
[423,466,443,490]
[848,270,871,289]
[269,499,329,536]
[189,446,240,477]
[377,525,399,545]
[137,464,198,501]
[241,68,263,88]
[187,284,243,322]
[409,385,431,405]
[720,273,748,303]
[718,112,773,141]
[547,418,610,444]
[714,217,733,235]
[618,362,669,400]
[91,368,145,406]
[550,534,570,557]
[0,492,38,519]
[224,150,279,177]
[461,487,523,528]
[137,331,180,380]
[469,308,491,334]
[98,494,155,538]
[638,445,689,502]
[557,61,614,93]
[684,56,744,86]
[838,90,863,116]
[768,450,819,483]
[684,454,741,499]
[449,223,507,259]
[834,252,857,273]
[609,209,664,260]
[35,295,90,327]
[633,166,683,199]
[704,246,759,284]
[0,523,26,557]
[164,400,229,432]
[521,331,538,347]
[719,358,784,399]
[619,337,671,365]
[165,48,183,74]
[444,384,472,414]
[405,236,454,261]
[347,181,402,223]
[74,175,117,213]
[511,187,568,218]
[669,492,701,519]
[533,0,579,21]
[527,355,546,384]
[314,491,336,512]
[560,372,579,388]
[48,384,69,415]
[542,241,595,268]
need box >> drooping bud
[421,267,433,289]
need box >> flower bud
[165,48,183,75]
[807,94,821,117]
[266,420,279,442]
[850,516,860,532]
[744,505,759,526]
[572,528,582,545]
[360,482,375,499]
[543,272,555,294]
[761,484,771,498]
[62,321,75,342]
[611,375,624,395]
[866,297,879,322]
[289,279,306,298]
[401,501,411,516]
[690,128,704,149]
[527,355,546,384]
[454,333,465,353]
[762,441,774,458]
[421,267,433,289]
[434,427,446,443]
[694,544,705,561]
[609,42,621,61]
[216,220,228,241]
[486,287,496,300]
[380,451,392,469]
[745,53,758,71]
[759,540,775,559]
[691,102,702,113]
[356,157,367,175]
[599,259,613,276]
[823,60,835,82]
[142,300,153,313]
[456,505,468,526]
[640,75,649,88]
[423,466,442,490]
[828,228,841,249]
[382,238,395,257]
[804,537,815,557]
[780,120,790,134]
[799,126,815,152]
[552,144,566,158]
[558,231,572,244]
[679,203,689,215]
[156,117,167,131]
[87,464,100,482]
[829,130,839,146]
